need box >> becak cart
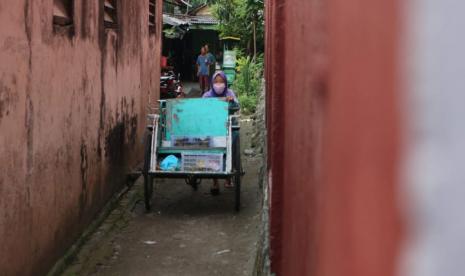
[143,98,242,211]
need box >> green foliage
[190,0,214,7]
[211,0,264,56]
[234,55,263,97]
[238,94,258,114]
[232,55,263,114]
[189,0,205,6]
[163,27,179,39]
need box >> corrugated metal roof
[189,15,218,25]
[163,14,189,26]
[170,14,218,25]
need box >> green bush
[238,94,258,114]
[232,55,263,115]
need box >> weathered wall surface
[317,1,402,275]
[266,0,327,274]
[0,0,162,275]
[266,0,403,275]
[251,82,270,276]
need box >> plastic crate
[181,153,224,172]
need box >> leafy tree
[211,0,264,57]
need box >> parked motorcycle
[160,71,184,99]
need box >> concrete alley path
[61,119,262,276]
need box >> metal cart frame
[142,98,243,212]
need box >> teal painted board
[165,98,229,140]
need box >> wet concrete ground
[61,116,262,276]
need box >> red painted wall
[0,1,162,275]
[266,0,403,275]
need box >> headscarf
[207,71,229,97]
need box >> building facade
[266,0,465,275]
[0,0,162,274]
[265,0,402,275]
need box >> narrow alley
[3,0,465,276]
[60,118,263,276]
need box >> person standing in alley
[204,44,216,79]
[197,47,210,94]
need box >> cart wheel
[191,177,201,191]
[143,132,154,211]
[144,174,153,211]
[233,135,242,212]
[185,177,201,191]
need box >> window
[53,0,73,26]
[149,0,156,34]
[104,0,118,28]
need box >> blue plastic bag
[160,155,179,171]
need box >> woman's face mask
[213,83,226,95]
